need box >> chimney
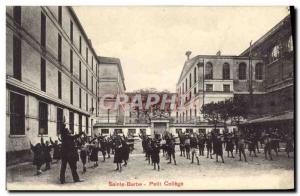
[185,51,192,60]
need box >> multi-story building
[97,56,126,124]
[175,13,294,134]
[239,14,294,132]
[6,6,100,164]
[176,53,264,123]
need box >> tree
[217,99,233,131]
[230,96,248,127]
[201,102,221,131]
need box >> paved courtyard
[6,141,294,190]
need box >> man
[198,133,205,156]
[215,134,224,163]
[238,133,247,162]
[184,134,191,160]
[190,134,200,165]
[205,133,213,159]
[59,125,84,184]
[166,136,177,165]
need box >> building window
[86,93,88,111]
[79,88,82,108]
[189,73,192,88]
[222,63,230,80]
[194,108,197,118]
[92,56,94,71]
[223,84,230,92]
[79,61,81,82]
[69,111,74,134]
[70,81,73,104]
[86,116,89,134]
[194,67,197,83]
[10,92,25,135]
[128,129,136,135]
[206,84,213,92]
[114,129,123,134]
[41,12,46,47]
[41,58,46,92]
[58,6,62,26]
[86,47,89,63]
[205,62,213,79]
[79,114,82,133]
[70,50,73,73]
[70,20,73,43]
[185,78,187,92]
[271,44,280,61]
[238,63,247,80]
[79,36,82,54]
[58,71,62,99]
[13,6,21,25]
[86,69,88,88]
[13,35,22,80]
[58,34,62,63]
[56,107,63,134]
[287,36,293,52]
[182,83,184,94]
[190,108,192,119]
[39,102,48,135]
[194,87,196,95]
[255,63,263,80]
[91,98,94,112]
[186,110,188,120]
[101,129,109,134]
[91,77,93,92]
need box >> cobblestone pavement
[6,141,294,190]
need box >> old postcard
[6,6,295,191]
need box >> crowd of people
[29,124,132,183]
[139,128,294,168]
[29,125,294,184]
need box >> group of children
[30,131,132,176]
[30,136,61,175]
[139,128,294,171]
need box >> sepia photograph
[5,5,295,191]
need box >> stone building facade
[176,54,264,123]
[239,14,294,132]
[240,14,294,117]
[6,6,100,164]
[97,56,126,124]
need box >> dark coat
[60,128,82,161]
[121,140,130,161]
[114,139,123,163]
[90,145,99,162]
[151,145,160,163]
[42,144,53,163]
[31,143,45,166]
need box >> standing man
[190,133,200,165]
[59,125,84,184]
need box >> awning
[241,111,294,125]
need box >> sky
[73,6,289,92]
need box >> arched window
[287,36,293,52]
[255,63,263,80]
[205,62,213,79]
[238,63,247,80]
[222,63,230,80]
[271,44,280,61]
